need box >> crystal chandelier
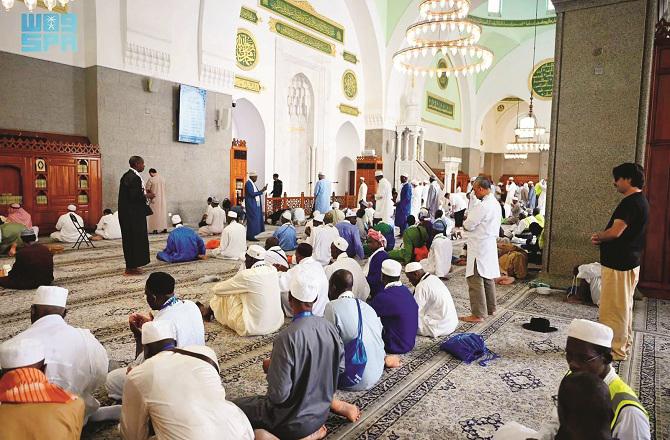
[392,0,494,77]
[1,0,72,11]
[504,153,529,160]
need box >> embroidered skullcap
[227,211,238,219]
[171,214,182,225]
[289,267,319,302]
[405,262,423,273]
[246,245,266,260]
[333,237,349,252]
[567,319,613,348]
[313,212,324,222]
[33,286,68,308]
[141,320,177,345]
[67,204,76,212]
[0,338,45,370]
[375,170,383,177]
[281,210,292,220]
[367,229,386,247]
[381,259,402,277]
[146,272,175,296]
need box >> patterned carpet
[0,229,667,440]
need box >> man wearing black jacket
[118,156,151,275]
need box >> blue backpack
[440,333,499,366]
[339,299,368,388]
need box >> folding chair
[70,213,95,249]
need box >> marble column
[544,0,655,277]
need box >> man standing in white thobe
[426,176,440,218]
[357,177,368,209]
[460,177,501,323]
[198,198,226,236]
[50,204,87,243]
[537,178,548,214]
[204,245,284,336]
[212,211,246,260]
[421,180,430,208]
[405,262,458,337]
[374,170,393,224]
[410,180,422,218]
[311,212,341,266]
[278,243,330,317]
[325,237,371,301]
[505,177,518,206]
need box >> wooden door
[348,170,355,196]
[640,22,670,299]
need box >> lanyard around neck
[292,311,313,321]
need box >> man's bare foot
[124,268,143,276]
[495,276,515,285]
[91,235,103,241]
[254,429,280,440]
[459,315,485,323]
[384,355,401,368]
[330,399,360,422]
[488,309,496,316]
[298,425,327,440]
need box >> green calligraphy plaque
[240,7,259,24]
[426,92,455,119]
[270,19,335,56]
[260,0,344,43]
[530,60,554,99]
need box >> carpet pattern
[0,230,666,440]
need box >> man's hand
[274,264,289,272]
[262,358,272,374]
[590,233,601,245]
[197,254,209,260]
[262,184,268,192]
[129,313,151,337]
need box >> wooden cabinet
[229,139,248,206]
[355,155,383,203]
[0,130,102,234]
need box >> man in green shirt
[0,219,26,256]
[389,216,428,263]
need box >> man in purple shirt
[335,209,365,260]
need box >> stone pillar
[442,156,462,193]
[418,129,425,162]
[408,130,416,161]
[544,0,655,277]
[401,127,409,161]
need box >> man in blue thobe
[272,211,298,251]
[335,210,364,259]
[313,172,331,214]
[245,171,267,241]
[156,215,206,263]
[395,173,412,235]
[370,259,419,354]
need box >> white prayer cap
[227,211,238,219]
[141,320,177,345]
[381,259,402,277]
[67,204,76,212]
[512,197,519,201]
[373,210,383,219]
[333,237,349,252]
[359,176,365,181]
[567,319,613,348]
[211,197,219,204]
[313,212,324,222]
[281,211,292,220]
[289,268,320,303]
[246,245,266,260]
[10,203,20,208]
[411,179,418,185]
[0,338,45,370]
[375,170,383,177]
[248,171,258,177]
[33,286,68,308]
[405,262,423,273]
[345,209,357,218]
[528,180,534,184]
[400,172,409,178]
[171,214,182,225]
[318,171,325,177]
[508,177,514,181]
[331,202,340,209]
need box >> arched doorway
[334,121,361,196]
[232,98,266,188]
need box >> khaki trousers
[599,266,640,359]
[466,261,497,318]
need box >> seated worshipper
[304,210,321,240]
[10,286,108,420]
[120,321,254,440]
[292,207,306,225]
[389,215,428,264]
[278,243,330,317]
[431,210,451,237]
[198,197,226,236]
[272,211,298,251]
[356,208,368,241]
[264,237,290,271]
[230,203,246,223]
[365,212,395,254]
[325,237,371,301]
[405,262,458,337]
[107,272,205,401]
[419,231,453,279]
[234,273,360,439]
[0,228,54,289]
[510,212,534,239]
[199,197,213,227]
[156,215,207,263]
[529,319,650,440]
[200,245,283,336]
[324,269,389,391]
[211,210,247,260]
[370,260,419,354]
[364,229,390,299]
[92,208,122,240]
[0,338,85,440]
[520,222,544,264]
[0,217,27,256]
[328,201,345,224]
[364,205,376,227]
[311,212,341,266]
[418,210,435,249]
[50,205,88,243]
[568,262,603,306]
[335,209,365,259]
[504,198,523,224]
[7,202,38,236]
[496,239,528,283]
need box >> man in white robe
[374,170,393,224]
[212,211,246,260]
[311,212,341,266]
[93,208,122,240]
[537,178,548,214]
[264,237,290,271]
[10,286,109,420]
[50,204,87,243]
[198,198,226,236]
[146,168,168,233]
[505,177,518,206]
[420,233,453,278]
[357,177,368,208]
[324,237,370,301]
[410,180,422,218]
[204,245,284,336]
[405,262,458,337]
[426,177,440,218]
[328,202,345,224]
[421,181,430,208]
[278,243,329,317]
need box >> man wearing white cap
[325,237,371,301]
[310,212,341,266]
[313,172,332,215]
[405,262,458,337]
[525,319,649,440]
[120,321,254,440]
[272,210,297,251]
[395,173,413,235]
[304,210,321,240]
[212,210,247,260]
[426,176,441,219]
[278,243,330,317]
[235,271,359,439]
[505,176,517,206]
[370,260,418,354]
[204,245,283,336]
[357,176,368,208]
[264,237,290,270]
[335,209,365,260]
[156,215,206,263]
[0,338,85,439]
[421,180,430,208]
[9,286,108,420]
[198,197,226,236]
[328,201,345,224]
[50,205,87,243]
[410,180,422,218]
[92,208,122,240]
[420,229,453,279]
[374,170,393,224]
[245,171,268,241]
